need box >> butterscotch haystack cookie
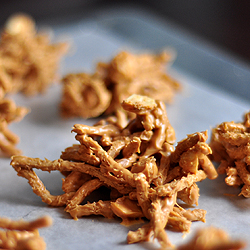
[210,111,250,198]
[0,215,52,250]
[177,226,246,250]
[103,50,181,115]
[60,73,111,118]
[60,50,180,119]
[0,13,68,97]
[11,95,216,249]
[0,98,29,157]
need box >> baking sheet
[1,4,250,250]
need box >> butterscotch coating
[60,50,181,119]
[60,73,111,118]
[108,50,172,83]
[0,98,29,157]
[0,216,52,250]
[177,226,246,250]
[105,50,181,115]
[0,216,52,231]
[210,110,250,197]
[177,183,200,206]
[5,14,36,35]
[121,94,157,114]
[0,98,29,123]
[0,13,68,97]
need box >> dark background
[1,0,250,64]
